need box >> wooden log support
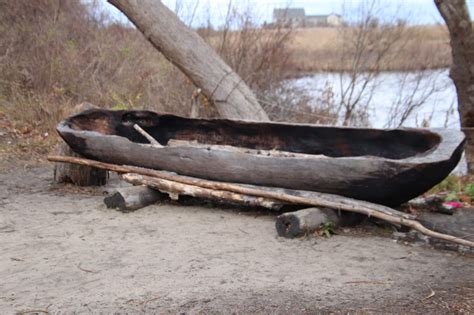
[122,173,284,210]
[46,155,474,248]
[104,186,166,212]
[53,103,108,186]
[53,145,107,186]
[275,208,341,238]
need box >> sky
[101,0,474,26]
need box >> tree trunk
[435,0,474,174]
[107,0,269,122]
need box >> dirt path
[0,165,473,313]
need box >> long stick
[48,155,412,219]
[123,173,474,248]
[47,155,474,248]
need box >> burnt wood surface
[57,109,465,206]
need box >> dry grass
[202,24,450,74]
[288,25,450,73]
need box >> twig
[133,124,162,147]
[77,263,99,274]
[140,296,160,305]
[422,286,436,301]
[345,280,388,285]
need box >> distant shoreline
[283,66,451,80]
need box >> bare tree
[435,0,474,174]
[332,0,447,129]
[337,0,407,126]
[385,70,443,128]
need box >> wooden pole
[47,155,474,248]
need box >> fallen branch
[47,155,474,248]
[123,173,474,247]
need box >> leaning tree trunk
[108,0,269,122]
[435,0,474,174]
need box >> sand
[0,165,472,313]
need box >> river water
[290,69,459,129]
[289,69,466,173]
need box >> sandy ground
[1,164,473,314]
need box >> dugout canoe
[57,109,465,206]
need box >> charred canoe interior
[66,109,441,159]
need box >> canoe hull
[57,110,465,206]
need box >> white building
[273,8,343,27]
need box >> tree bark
[435,0,474,174]
[107,0,269,122]
[104,186,166,211]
